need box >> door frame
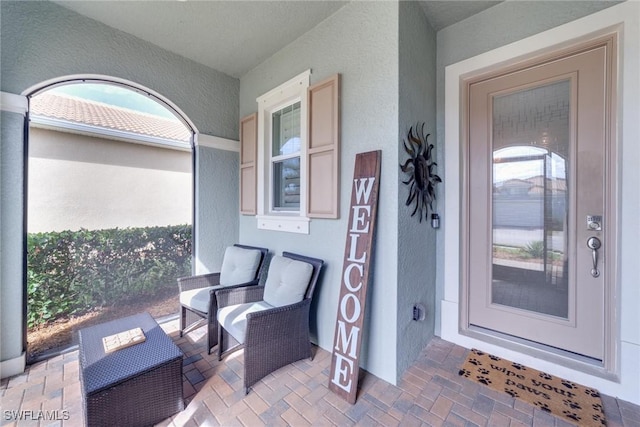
[464,36,616,362]
[441,21,624,382]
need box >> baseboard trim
[0,352,26,379]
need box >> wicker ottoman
[78,312,184,427]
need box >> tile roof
[30,92,192,143]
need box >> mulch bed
[27,291,178,361]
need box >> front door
[466,36,616,361]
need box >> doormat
[459,349,606,426]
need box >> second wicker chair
[178,244,268,354]
[216,251,324,394]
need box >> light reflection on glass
[491,79,570,318]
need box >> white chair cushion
[217,301,274,344]
[263,256,313,307]
[219,246,262,286]
[179,286,220,314]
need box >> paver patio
[2,317,638,426]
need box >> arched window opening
[26,81,194,361]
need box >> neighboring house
[28,92,192,232]
[1,1,638,406]
[493,179,567,231]
[495,178,534,196]
[527,175,567,194]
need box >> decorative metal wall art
[400,123,441,222]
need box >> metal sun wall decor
[400,123,442,223]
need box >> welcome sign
[328,150,381,404]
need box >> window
[241,70,340,234]
[271,102,301,211]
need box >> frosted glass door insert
[491,80,570,318]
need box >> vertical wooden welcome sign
[329,150,381,404]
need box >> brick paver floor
[2,318,639,426]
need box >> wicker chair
[178,244,268,354]
[216,251,324,394]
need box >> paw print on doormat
[488,354,501,361]
[592,413,606,425]
[534,402,551,412]
[504,388,519,398]
[476,375,491,385]
[592,403,603,412]
[468,358,482,366]
[562,410,581,422]
[478,368,490,375]
[511,362,526,370]
[561,380,577,389]
[471,349,485,356]
[458,368,471,378]
[563,399,581,410]
[538,372,553,380]
[585,388,601,398]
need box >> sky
[50,83,178,120]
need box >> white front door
[465,36,616,361]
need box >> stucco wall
[433,0,620,335]
[1,1,238,140]
[0,1,240,367]
[28,128,192,232]
[194,146,239,275]
[397,1,437,379]
[239,1,400,384]
[436,1,639,403]
[1,111,27,363]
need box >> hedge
[27,225,192,328]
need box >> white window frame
[256,70,311,234]
[270,101,302,212]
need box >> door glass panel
[491,80,570,318]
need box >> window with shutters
[240,70,339,234]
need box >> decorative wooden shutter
[240,113,257,215]
[307,74,340,218]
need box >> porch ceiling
[52,0,501,79]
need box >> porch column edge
[196,133,239,152]
[0,352,26,379]
[0,91,28,115]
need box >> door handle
[587,237,601,278]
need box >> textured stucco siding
[1,111,26,361]
[239,1,400,384]
[0,1,240,367]
[1,1,238,139]
[397,0,437,380]
[435,0,638,404]
[433,0,620,336]
[194,146,239,275]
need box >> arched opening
[24,77,197,361]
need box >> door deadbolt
[587,215,602,231]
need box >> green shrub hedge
[27,225,192,328]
